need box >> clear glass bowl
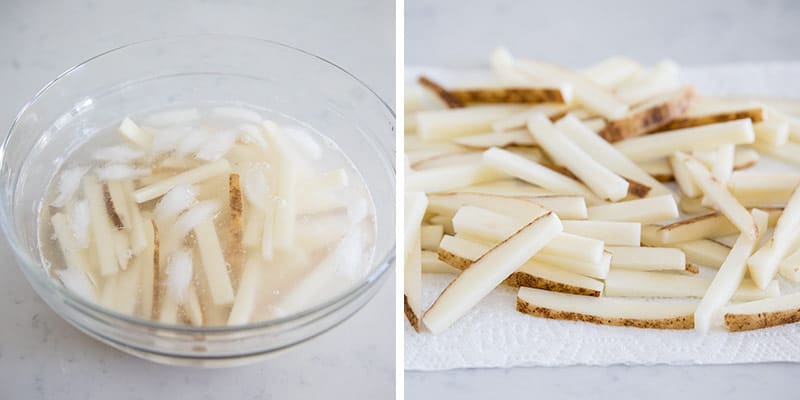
[0,35,395,367]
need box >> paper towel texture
[405,63,800,370]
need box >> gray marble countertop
[0,1,395,399]
[405,0,800,398]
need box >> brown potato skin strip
[151,221,160,320]
[418,76,465,108]
[625,178,651,198]
[228,173,244,282]
[404,295,421,332]
[725,309,800,332]
[654,108,765,133]
[103,183,124,229]
[599,86,695,142]
[516,297,695,329]
[449,87,567,105]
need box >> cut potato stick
[416,105,527,141]
[533,251,611,279]
[83,177,119,276]
[303,169,349,193]
[614,119,755,162]
[406,164,504,193]
[426,192,548,221]
[194,220,235,305]
[438,235,603,296]
[118,117,152,149]
[417,75,465,108]
[523,195,588,220]
[678,196,711,214]
[492,104,570,131]
[512,57,629,119]
[138,221,157,319]
[615,60,679,105]
[242,206,264,248]
[581,56,641,88]
[748,185,800,289]
[404,192,427,329]
[604,269,777,300]
[724,293,800,332]
[454,179,553,196]
[422,250,460,274]
[710,144,735,183]
[517,287,696,329]
[420,225,444,251]
[113,259,141,315]
[655,107,765,132]
[405,236,423,331]
[227,256,262,325]
[561,220,640,246]
[730,172,800,205]
[638,159,673,182]
[669,153,701,198]
[750,141,800,166]
[428,215,454,235]
[680,153,758,240]
[134,159,231,203]
[527,114,629,201]
[606,246,686,272]
[586,194,678,223]
[423,212,562,334]
[694,209,768,332]
[657,208,781,243]
[452,130,535,149]
[411,151,486,170]
[51,213,98,288]
[754,118,789,146]
[448,85,572,105]
[452,206,602,263]
[182,286,204,326]
[555,114,672,196]
[121,181,147,254]
[642,225,732,268]
[483,147,602,204]
[260,202,276,261]
[598,86,694,142]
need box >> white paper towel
[405,63,800,371]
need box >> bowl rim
[1,34,396,334]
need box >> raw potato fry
[437,235,603,295]
[750,141,800,166]
[194,220,235,305]
[428,215,454,235]
[517,287,696,329]
[406,164,504,193]
[452,206,602,263]
[417,75,465,108]
[411,151,485,170]
[118,117,152,149]
[694,209,768,333]
[113,258,141,315]
[680,153,758,240]
[669,153,701,198]
[242,206,264,248]
[183,286,204,326]
[597,86,694,142]
[121,181,147,254]
[748,185,800,289]
[416,105,527,141]
[587,194,678,223]
[404,192,428,330]
[420,225,444,251]
[452,130,535,149]
[753,118,789,146]
[613,119,755,162]
[527,114,629,201]
[83,177,119,276]
[678,196,711,214]
[422,250,460,274]
[534,251,611,279]
[605,246,686,272]
[710,144,735,183]
[138,221,157,319]
[555,115,672,197]
[134,159,231,203]
[228,256,262,325]
[561,220,640,246]
[492,104,570,132]
[729,172,800,206]
[656,209,782,244]
[616,60,679,105]
[581,56,641,88]
[50,213,97,288]
[724,293,800,332]
[448,85,572,105]
[426,192,549,221]
[454,179,553,197]
[638,159,674,182]
[654,107,765,132]
[483,147,602,204]
[523,195,588,220]
[303,169,349,192]
[423,212,562,334]
[604,270,777,300]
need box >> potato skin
[599,87,694,142]
[404,295,421,332]
[724,309,800,332]
[516,297,695,329]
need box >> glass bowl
[0,35,395,367]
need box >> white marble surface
[0,1,395,399]
[406,0,800,398]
